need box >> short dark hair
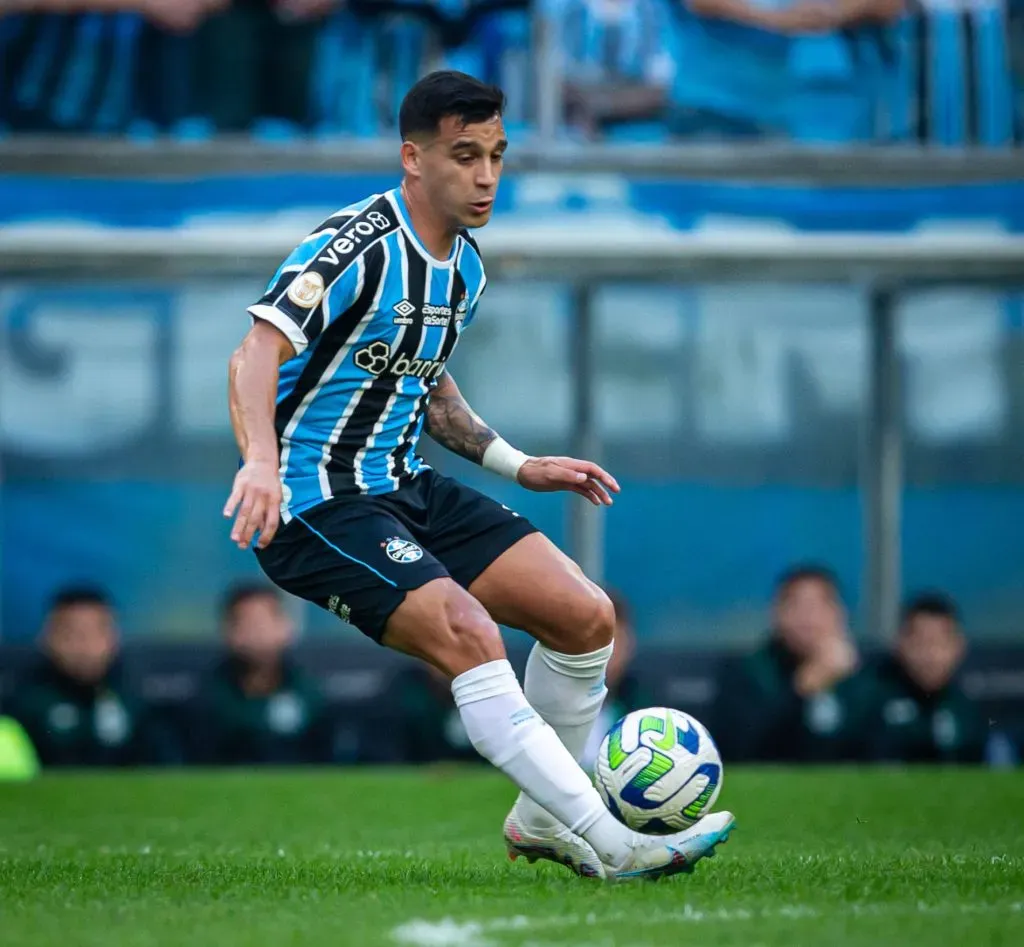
[221,582,282,622]
[50,586,113,612]
[775,564,841,600]
[399,71,505,141]
[901,591,960,628]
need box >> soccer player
[224,70,734,881]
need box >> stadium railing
[2,226,1023,644]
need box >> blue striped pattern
[254,188,486,518]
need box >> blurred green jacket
[195,656,334,765]
[712,638,862,763]
[845,655,988,764]
[7,659,177,767]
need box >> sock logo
[510,708,538,727]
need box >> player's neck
[400,180,456,261]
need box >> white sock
[515,642,613,830]
[451,659,633,867]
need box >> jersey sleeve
[247,201,399,356]
[247,232,362,357]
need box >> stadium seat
[786,35,865,144]
[0,16,23,131]
[311,10,380,137]
[51,15,107,129]
[927,6,969,146]
[972,2,1014,147]
[385,16,431,130]
[485,10,533,130]
[169,117,215,143]
[252,118,304,142]
[669,16,789,139]
[12,16,62,116]
[94,15,141,132]
[882,16,917,142]
[604,121,671,143]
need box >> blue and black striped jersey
[247,188,487,520]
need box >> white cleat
[503,808,606,880]
[603,810,736,883]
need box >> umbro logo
[393,300,416,325]
[392,299,460,327]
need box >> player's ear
[400,139,422,178]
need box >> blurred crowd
[1,0,1022,144]
[0,567,1015,775]
[712,567,999,765]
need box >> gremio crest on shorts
[382,537,423,564]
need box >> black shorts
[255,470,537,642]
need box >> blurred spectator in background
[0,0,322,134]
[188,1,326,132]
[7,587,178,766]
[2,0,220,27]
[713,565,860,762]
[393,662,483,764]
[848,593,988,763]
[1011,1,1024,138]
[556,0,677,138]
[581,588,647,771]
[0,0,226,132]
[671,0,902,142]
[194,583,333,764]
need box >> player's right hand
[794,634,859,696]
[224,460,282,551]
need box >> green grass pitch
[1,768,1022,947]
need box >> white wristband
[482,437,531,481]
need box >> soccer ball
[594,707,723,835]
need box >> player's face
[45,604,118,684]
[225,596,293,665]
[897,614,964,693]
[774,579,844,660]
[418,113,507,229]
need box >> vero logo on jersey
[354,341,446,380]
[317,211,392,266]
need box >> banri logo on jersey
[354,340,446,380]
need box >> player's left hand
[517,457,620,506]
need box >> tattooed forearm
[424,371,498,464]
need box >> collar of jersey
[386,188,460,269]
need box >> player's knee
[571,583,617,654]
